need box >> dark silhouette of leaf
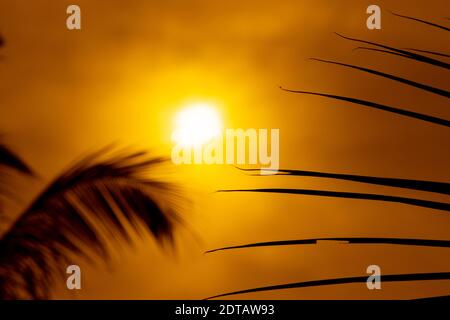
[206,14,450,302]
[218,189,450,212]
[355,46,410,58]
[405,48,450,58]
[237,167,450,195]
[0,143,33,175]
[311,58,450,98]
[0,149,182,299]
[391,12,450,31]
[205,272,450,299]
[335,33,450,70]
[354,46,450,71]
[206,237,450,253]
[353,46,450,69]
[0,142,33,214]
[414,294,450,300]
[280,88,450,127]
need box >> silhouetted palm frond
[280,88,450,127]
[0,142,34,217]
[335,33,450,70]
[311,58,450,98]
[404,48,450,58]
[353,46,450,68]
[206,237,450,253]
[0,149,182,299]
[238,168,450,194]
[0,143,33,176]
[218,189,450,212]
[354,46,409,58]
[355,46,450,70]
[390,12,450,31]
[206,272,450,299]
[210,12,450,300]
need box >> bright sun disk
[172,103,222,147]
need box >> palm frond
[238,167,450,195]
[311,58,450,98]
[218,189,450,212]
[206,237,450,253]
[404,48,450,58]
[0,143,33,176]
[355,46,450,67]
[335,33,450,70]
[354,46,409,58]
[390,12,450,31]
[0,149,182,299]
[280,88,450,127]
[206,272,450,299]
[0,143,34,215]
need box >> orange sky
[0,0,449,299]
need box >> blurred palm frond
[0,149,182,299]
[0,143,33,176]
[0,143,34,214]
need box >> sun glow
[172,103,222,147]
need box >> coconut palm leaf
[206,237,450,253]
[218,189,450,212]
[206,272,450,299]
[335,33,450,70]
[353,46,448,66]
[354,46,450,67]
[405,48,450,58]
[0,149,182,299]
[311,58,450,98]
[280,88,450,127]
[0,143,34,214]
[391,12,450,31]
[215,12,450,301]
[0,143,33,176]
[354,46,410,58]
[238,168,450,195]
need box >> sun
[172,102,222,147]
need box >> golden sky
[0,0,449,299]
